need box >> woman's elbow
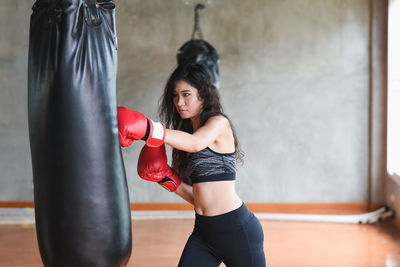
[185,144,200,153]
[188,141,208,153]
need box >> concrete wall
[0,0,386,204]
[0,2,32,200]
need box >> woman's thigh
[213,215,266,267]
[178,232,222,267]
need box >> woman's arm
[175,182,194,205]
[164,115,228,153]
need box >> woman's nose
[177,96,184,106]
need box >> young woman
[118,63,266,267]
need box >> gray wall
[0,0,386,204]
[0,2,33,200]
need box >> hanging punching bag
[177,39,220,89]
[28,0,132,266]
[177,3,220,89]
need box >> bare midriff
[193,180,243,216]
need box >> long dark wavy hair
[158,63,243,175]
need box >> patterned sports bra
[183,147,236,184]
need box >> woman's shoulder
[205,114,229,126]
[205,115,232,139]
[207,115,235,153]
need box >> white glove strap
[150,120,165,140]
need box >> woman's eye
[183,93,190,97]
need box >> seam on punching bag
[97,0,118,50]
[80,0,118,51]
[98,0,116,10]
[83,0,102,27]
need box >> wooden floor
[1,219,400,267]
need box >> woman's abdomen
[193,181,242,216]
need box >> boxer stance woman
[118,63,266,267]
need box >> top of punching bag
[177,39,219,68]
[176,39,220,89]
[176,4,220,88]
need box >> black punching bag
[177,3,220,89]
[177,39,220,89]
[27,0,132,266]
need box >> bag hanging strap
[191,3,205,40]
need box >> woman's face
[173,80,204,120]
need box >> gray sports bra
[183,147,236,184]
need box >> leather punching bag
[177,39,220,89]
[27,0,132,266]
[177,3,220,89]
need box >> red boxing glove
[137,144,181,192]
[117,106,166,147]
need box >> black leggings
[178,203,266,267]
